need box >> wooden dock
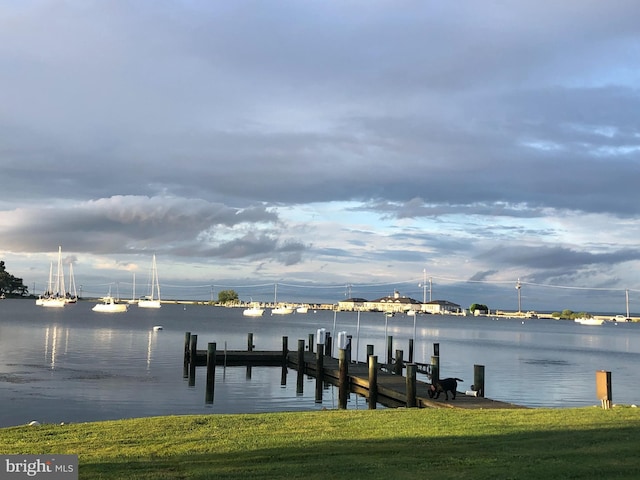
[186,332,525,410]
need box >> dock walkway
[189,346,524,410]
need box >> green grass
[2,407,640,479]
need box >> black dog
[428,377,463,400]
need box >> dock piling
[205,342,216,404]
[368,354,378,409]
[406,363,417,407]
[188,334,198,387]
[473,364,485,397]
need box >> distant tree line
[0,261,28,297]
[551,309,591,320]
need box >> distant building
[423,300,461,314]
[364,290,422,313]
[337,297,368,311]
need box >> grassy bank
[2,407,639,479]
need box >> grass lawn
[2,407,639,479]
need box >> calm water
[1,299,639,427]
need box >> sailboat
[65,263,78,303]
[39,246,66,308]
[270,283,293,315]
[127,273,137,304]
[138,255,161,309]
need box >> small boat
[406,310,417,316]
[153,325,163,331]
[271,306,294,315]
[138,255,161,309]
[296,305,309,314]
[575,317,604,326]
[92,294,128,313]
[243,305,265,317]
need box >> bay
[0,299,638,427]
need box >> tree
[469,303,489,314]
[217,289,239,304]
[0,261,29,297]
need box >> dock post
[433,342,440,356]
[406,363,417,407]
[338,347,349,409]
[326,334,332,357]
[366,344,374,359]
[431,355,439,383]
[368,354,378,409]
[386,335,393,365]
[408,338,414,363]
[183,331,191,378]
[205,342,216,404]
[296,339,305,395]
[247,333,254,352]
[282,336,289,360]
[309,333,314,353]
[188,334,198,387]
[596,370,612,409]
[394,349,404,375]
[346,335,352,363]
[315,342,324,403]
[473,364,485,397]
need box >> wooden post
[326,334,332,357]
[473,364,485,397]
[596,370,612,409]
[346,335,352,363]
[431,355,439,383]
[315,343,324,403]
[338,347,349,409]
[406,363,417,407]
[368,354,378,409]
[282,336,288,361]
[408,338,414,363]
[205,342,216,404]
[247,333,254,352]
[367,344,374,359]
[309,333,314,353]
[394,349,404,375]
[183,331,191,378]
[188,334,198,387]
[296,339,305,395]
[386,335,393,365]
[433,342,440,357]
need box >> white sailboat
[65,263,78,303]
[243,302,265,317]
[40,246,66,308]
[270,283,293,315]
[138,255,161,309]
[128,273,137,304]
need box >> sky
[1,1,640,312]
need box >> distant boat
[93,289,128,313]
[270,283,293,315]
[138,255,161,309]
[406,310,417,316]
[39,246,67,308]
[243,304,265,317]
[296,305,309,314]
[128,273,137,304]
[575,317,604,326]
[272,306,294,315]
[65,263,78,303]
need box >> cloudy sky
[1,1,640,312]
